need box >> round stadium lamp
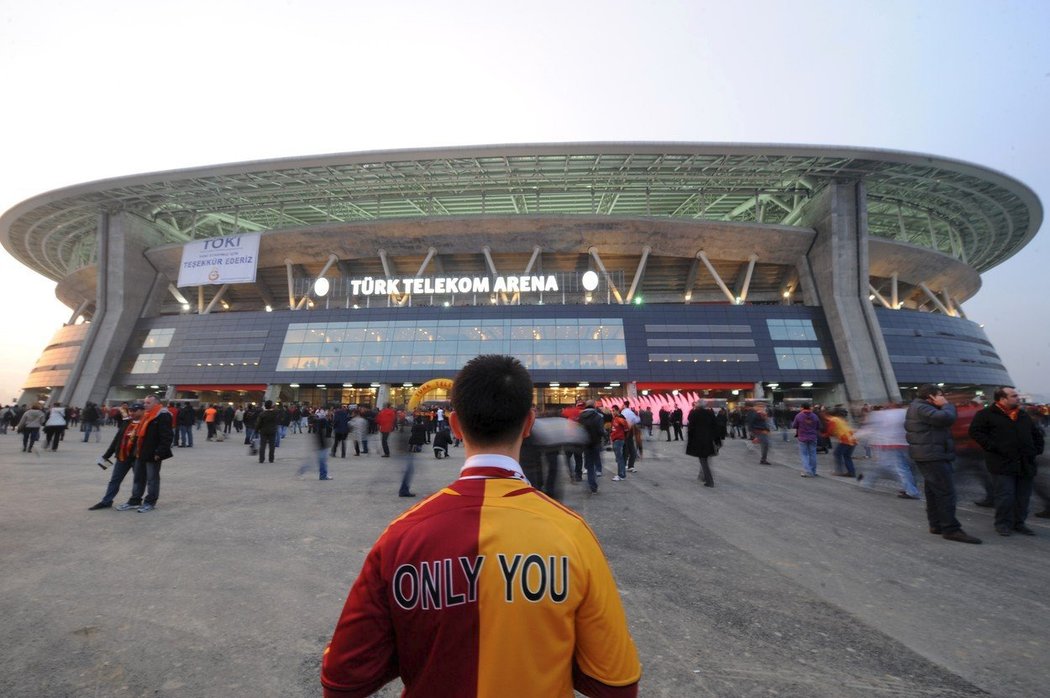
[265,304,273,312]
[633,296,643,305]
[180,303,191,312]
[582,270,599,291]
[313,277,330,297]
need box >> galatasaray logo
[208,269,220,281]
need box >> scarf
[135,405,163,456]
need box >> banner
[177,233,261,286]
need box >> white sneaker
[611,476,623,481]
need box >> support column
[62,212,167,408]
[797,181,900,406]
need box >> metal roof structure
[1,142,1041,282]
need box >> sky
[1,0,1048,403]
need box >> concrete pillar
[377,384,391,409]
[797,181,901,406]
[62,212,167,408]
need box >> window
[774,346,831,370]
[143,328,175,348]
[276,318,627,372]
[131,353,165,374]
[766,319,818,341]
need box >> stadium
[0,143,1041,411]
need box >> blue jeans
[102,458,135,505]
[131,457,162,506]
[992,473,1034,530]
[583,446,601,492]
[864,448,920,497]
[298,448,329,479]
[916,460,960,533]
[612,439,627,478]
[399,451,415,494]
[179,424,194,447]
[891,449,920,497]
[798,440,818,475]
[834,443,856,476]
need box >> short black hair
[916,384,942,400]
[993,386,1016,402]
[450,355,533,447]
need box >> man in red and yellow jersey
[322,355,641,697]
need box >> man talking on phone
[905,384,981,544]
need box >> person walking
[43,402,67,451]
[349,409,368,456]
[969,386,1045,536]
[620,400,641,473]
[80,401,102,443]
[826,407,859,479]
[376,403,396,457]
[791,404,822,477]
[747,403,772,465]
[16,403,46,453]
[298,413,332,480]
[905,384,981,543]
[330,405,350,458]
[686,400,721,487]
[854,405,922,499]
[577,400,605,494]
[609,405,630,481]
[176,402,195,447]
[320,354,641,697]
[658,406,671,441]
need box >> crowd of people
[4,368,1049,695]
[4,386,1047,533]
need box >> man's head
[916,384,943,401]
[143,395,159,410]
[449,354,534,449]
[994,386,1020,410]
[264,400,273,409]
[129,402,146,416]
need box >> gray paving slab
[1,427,1047,697]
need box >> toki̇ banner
[177,233,261,286]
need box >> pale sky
[1,0,1047,402]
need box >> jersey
[321,455,641,697]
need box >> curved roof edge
[2,141,1042,278]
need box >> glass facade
[143,327,175,348]
[774,346,833,370]
[766,318,818,341]
[276,318,628,373]
[131,353,165,374]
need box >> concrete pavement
[1,426,1046,697]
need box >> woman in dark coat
[686,400,722,487]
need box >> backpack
[578,409,605,448]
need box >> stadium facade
[1,143,1041,410]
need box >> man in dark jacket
[577,401,605,494]
[255,400,279,463]
[905,384,981,544]
[969,386,1045,536]
[686,400,721,486]
[118,395,173,513]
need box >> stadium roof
[1,142,1041,282]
